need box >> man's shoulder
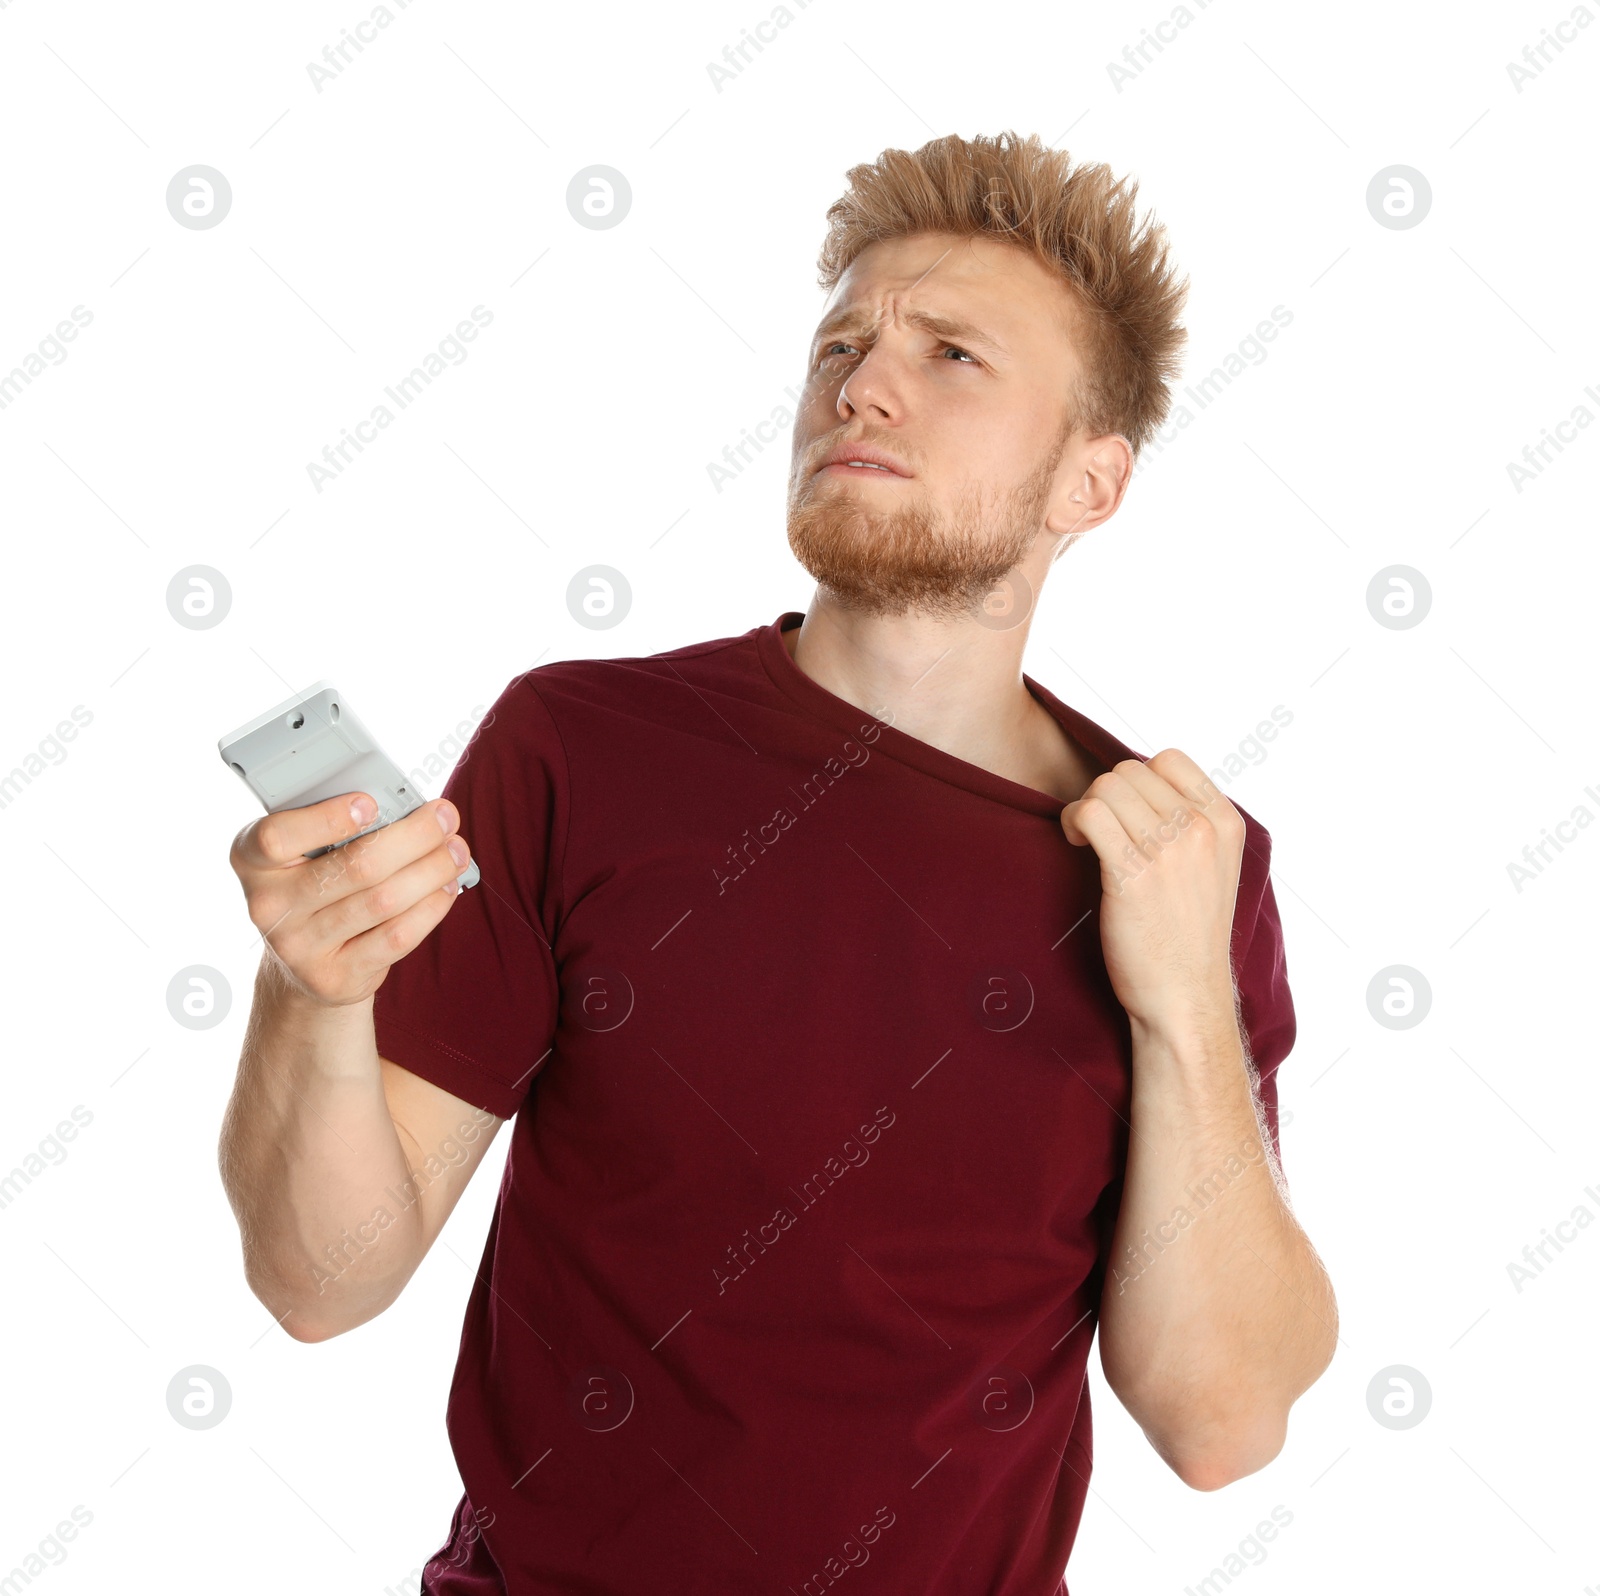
[483,617,771,727]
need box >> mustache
[809,433,914,470]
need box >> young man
[221,130,1336,1595]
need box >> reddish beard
[785,426,1070,621]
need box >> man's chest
[535,798,1132,1255]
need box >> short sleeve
[371,672,568,1121]
[1230,823,1296,1173]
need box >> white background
[1,0,1595,1591]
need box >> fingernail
[351,796,376,825]
[448,837,469,867]
[436,801,458,834]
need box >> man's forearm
[217,955,425,1339]
[1095,1008,1338,1489]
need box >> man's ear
[1048,434,1132,543]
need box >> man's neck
[782,594,1103,806]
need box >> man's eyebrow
[811,305,1010,359]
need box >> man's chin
[785,534,1008,620]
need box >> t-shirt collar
[755,610,1141,819]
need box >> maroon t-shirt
[371,610,1295,1596]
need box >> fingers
[1143,748,1239,826]
[1105,758,1193,835]
[229,781,477,1008]
[337,840,476,983]
[234,789,382,873]
[298,800,461,906]
[1061,760,1165,853]
[317,831,472,948]
[253,826,472,1004]
[1060,751,1240,859]
[236,795,466,954]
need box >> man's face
[786,230,1097,622]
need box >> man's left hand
[1059,749,1246,1040]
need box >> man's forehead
[815,233,1072,350]
[819,241,1068,361]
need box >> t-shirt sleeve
[370,672,569,1121]
[1231,820,1296,1176]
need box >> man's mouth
[813,442,912,477]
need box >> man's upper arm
[367,673,567,1258]
[379,1055,505,1255]
[371,673,569,1124]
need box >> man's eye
[814,341,978,367]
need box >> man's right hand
[229,793,472,1008]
